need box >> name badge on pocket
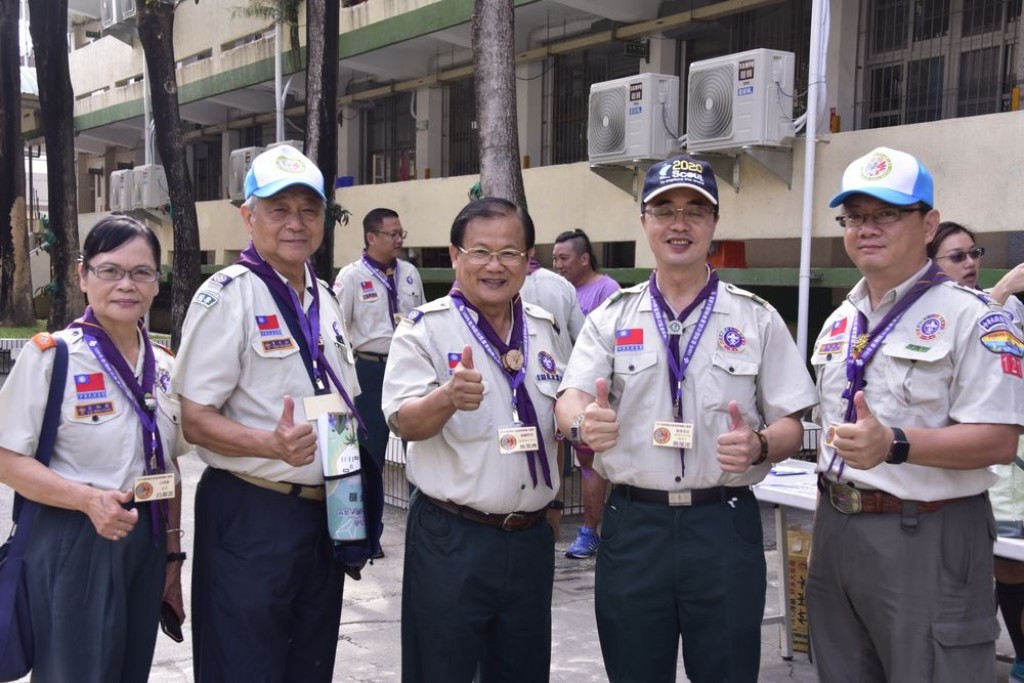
[651,421,693,449]
[134,473,176,502]
[498,426,539,454]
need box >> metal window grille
[445,78,479,177]
[363,92,416,184]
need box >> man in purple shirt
[552,229,619,558]
[553,229,621,316]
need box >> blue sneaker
[565,526,599,559]
[1011,658,1024,683]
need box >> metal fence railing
[0,339,30,376]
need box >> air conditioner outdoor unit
[120,0,137,20]
[686,48,795,154]
[267,140,305,153]
[100,0,120,29]
[130,165,169,210]
[588,73,679,165]
[228,146,266,201]
[109,169,132,213]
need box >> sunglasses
[936,247,985,264]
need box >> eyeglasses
[936,247,985,264]
[86,264,160,283]
[835,207,928,229]
[456,246,528,266]
[644,205,716,225]
[373,230,407,240]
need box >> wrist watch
[569,412,587,446]
[885,427,910,465]
[752,430,769,466]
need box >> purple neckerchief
[362,250,399,329]
[237,243,366,435]
[827,261,949,479]
[648,267,720,476]
[449,288,552,489]
[528,257,542,274]
[69,308,166,544]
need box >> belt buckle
[828,482,862,514]
[667,491,692,507]
[501,513,528,531]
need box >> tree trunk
[136,2,201,351]
[305,0,339,281]
[471,0,526,208]
[28,0,84,329]
[0,0,34,325]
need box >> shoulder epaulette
[191,264,250,309]
[607,282,645,304]
[30,332,57,351]
[153,341,175,358]
[724,282,774,310]
[402,298,449,326]
[949,280,996,306]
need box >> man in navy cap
[806,147,1024,682]
[555,154,816,681]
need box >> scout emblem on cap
[860,152,893,181]
[276,154,305,174]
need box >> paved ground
[1,449,1019,681]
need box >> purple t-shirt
[576,274,620,315]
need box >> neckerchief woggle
[648,267,720,477]
[69,307,167,544]
[827,261,949,480]
[237,243,366,437]
[361,251,399,329]
[449,287,553,489]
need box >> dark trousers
[355,356,389,471]
[595,488,766,683]
[806,494,998,683]
[25,503,164,683]
[191,467,345,683]
[401,491,555,683]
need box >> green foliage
[37,214,56,254]
[329,203,351,228]
[232,0,300,23]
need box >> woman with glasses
[0,215,185,681]
[928,220,1024,683]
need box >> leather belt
[231,471,325,501]
[612,484,753,507]
[817,475,973,515]
[423,494,546,531]
[354,350,388,363]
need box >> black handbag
[0,337,67,681]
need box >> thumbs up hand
[273,395,317,467]
[829,391,891,470]
[716,400,762,473]
[581,378,620,452]
[444,345,485,411]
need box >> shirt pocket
[65,396,123,426]
[879,340,952,417]
[700,353,760,415]
[612,350,659,411]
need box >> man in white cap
[806,146,1024,682]
[555,153,815,682]
[174,145,373,681]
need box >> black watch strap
[886,427,910,465]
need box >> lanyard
[827,262,948,479]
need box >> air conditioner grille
[588,88,627,157]
[687,64,733,141]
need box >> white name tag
[134,473,176,502]
[498,426,540,454]
[651,421,693,449]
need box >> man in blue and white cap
[806,147,1024,682]
[174,145,372,681]
[555,154,815,681]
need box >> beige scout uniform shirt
[333,258,424,355]
[991,295,1024,522]
[813,265,1024,501]
[559,280,817,491]
[0,329,183,491]
[520,268,585,342]
[381,297,571,514]
[173,264,360,486]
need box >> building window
[363,92,416,184]
[861,0,1022,128]
[445,78,479,177]
[192,141,221,202]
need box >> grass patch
[0,320,47,338]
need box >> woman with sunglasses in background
[0,216,186,682]
[928,220,1024,683]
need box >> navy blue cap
[642,155,718,207]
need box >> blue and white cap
[829,147,934,208]
[243,145,326,201]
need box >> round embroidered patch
[861,152,893,181]
[538,350,556,373]
[276,155,305,173]
[719,327,746,352]
[916,314,946,341]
